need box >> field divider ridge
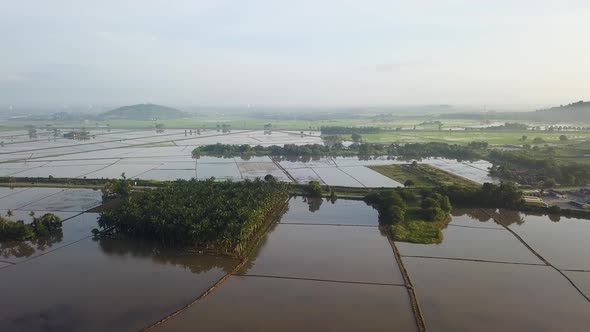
[386,237,428,332]
[480,208,590,303]
[232,273,407,287]
[401,255,547,266]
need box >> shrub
[306,181,323,197]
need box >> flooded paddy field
[1,129,498,187]
[240,223,404,284]
[396,224,543,265]
[153,196,418,331]
[492,212,590,271]
[405,259,590,332]
[280,196,379,225]
[0,186,239,332]
[565,272,590,298]
[0,187,102,212]
[155,276,417,332]
[0,237,236,332]
[1,190,589,331]
[398,209,590,331]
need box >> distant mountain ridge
[534,100,590,121]
[99,104,186,120]
[441,100,590,121]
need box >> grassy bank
[369,164,479,188]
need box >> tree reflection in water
[95,237,237,274]
[453,207,566,225]
[302,196,323,212]
[451,208,494,222]
[0,230,63,259]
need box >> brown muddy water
[2,190,590,331]
[0,188,238,332]
[564,272,590,299]
[492,211,590,271]
[279,196,379,225]
[0,237,237,332]
[155,276,417,332]
[405,258,590,332]
[155,196,416,331]
[397,209,590,331]
[239,223,404,284]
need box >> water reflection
[483,208,526,226]
[96,237,236,274]
[453,208,570,226]
[404,258,590,332]
[155,276,418,332]
[451,208,493,222]
[302,196,323,212]
[0,230,63,259]
[0,237,237,332]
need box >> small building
[63,131,90,140]
[523,190,541,197]
[547,189,566,198]
[570,200,590,209]
[523,196,549,208]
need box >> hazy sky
[1,0,589,108]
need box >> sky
[1,0,589,109]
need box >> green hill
[441,100,590,122]
[534,101,590,121]
[100,104,186,120]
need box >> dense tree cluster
[435,182,523,208]
[97,179,289,256]
[102,178,132,200]
[363,189,452,244]
[487,150,590,185]
[0,213,63,241]
[305,181,323,197]
[362,182,523,244]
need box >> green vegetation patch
[391,220,444,244]
[369,164,436,187]
[362,182,524,244]
[363,189,452,244]
[97,178,289,257]
[488,147,590,186]
[369,164,478,188]
[435,182,523,208]
[0,213,63,241]
[359,130,590,145]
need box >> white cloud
[0,1,589,107]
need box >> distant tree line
[433,182,523,208]
[192,142,487,160]
[485,122,529,131]
[320,126,381,135]
[487,150,590,186]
